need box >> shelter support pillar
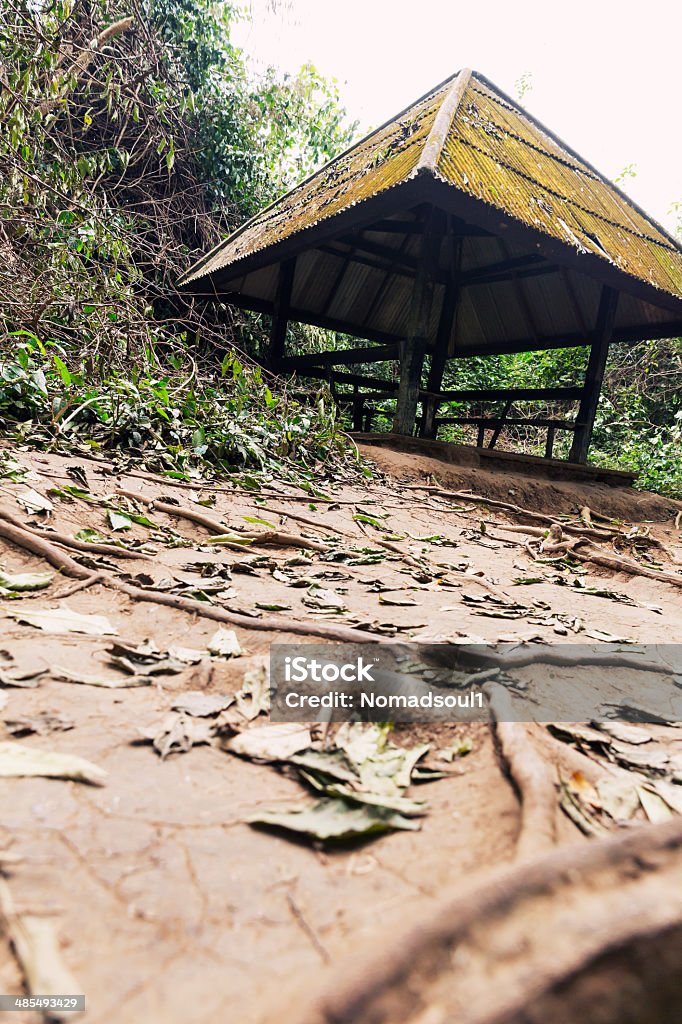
[268,258,296,369]
[569,286,619,463]
[421,227,462,438]
[392,207,445,436]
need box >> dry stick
[0,506,147,560]
[116,489,329,552]
[0,518,384,645]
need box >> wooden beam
[437,386,582,402]
[360,225,421,329]
[437,416,577,430]
[281,344,399,369]
[569,286,620,463]
[393,206,446,435]
[421,221,462,438]
[460,253,547,285]
[292,368,400,392]
[487,398,513,449]
[268,258,295,368]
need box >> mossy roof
[181,68,682,307]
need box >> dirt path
[0,442,681,1023]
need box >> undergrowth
[0,336,364,489]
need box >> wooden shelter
[179,68,682,462]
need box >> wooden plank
[360,225,421,329]
[267,258,295,368]
[393,206,445,434]
[569,285,620,462]
[460,253,547,285]
[421,220,462,438]
[436,417,577,429]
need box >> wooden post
[392,207,445,435]
[569,286,619,463]
[487,398,513,449]
[421,222,462,438]
[268,258,296,369]
[545,425,556,460]
[352,386,365,431]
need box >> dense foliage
[0,0,357,480]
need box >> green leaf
[108,510,132,531]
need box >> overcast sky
[233,0,681,236]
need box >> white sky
[233,0,682,235]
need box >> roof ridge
[415,68,472,176]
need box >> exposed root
[401,484,614,541]
[286,818,682,1024]
[484,682,556,860]
[493,521,682,590]
[376,539,515,602]
[0,516,90,578]
[0,515,384,645]
[116,488,329,551]
[0,505,147,560]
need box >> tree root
[0,516,384,645]
[401,484,614,541]
[576,542,682,589]
[0,505,147,560]
[286,817,682,1024]
[105,577,383,643]
[116,488,329,551]
[0,517,90,579]
[484,682,556,860]
[493,522,682,590]
[376,539,515,602]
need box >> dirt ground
[1,439,681,1023]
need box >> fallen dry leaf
[0,741,106,784]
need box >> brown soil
[0,441,681,1024]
